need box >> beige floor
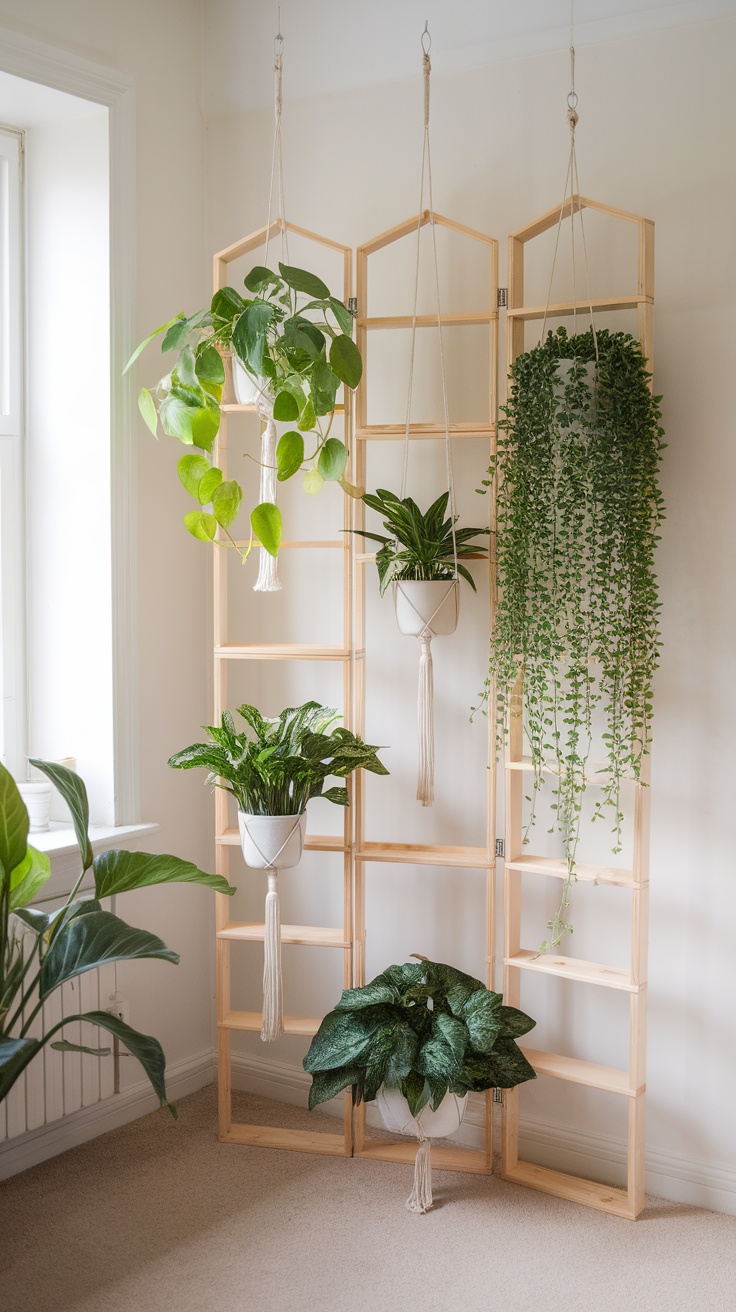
[2,1084,735,1312]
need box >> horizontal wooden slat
[223,1124,349,1155]
[505,950,642,992]
[357,1140,491,1175]
[214,644,354,661]
[355,422,493,441]
[359,312,495,330]
[505,756,640,786]
[503,1159,635,1219]
[505,854,639,889]
[519,1047,639,1096]
[506,295,651,321]
[217,923,349,948]
[217,829,346,852]
[357,842,492,869]
[220,1011,321,1036]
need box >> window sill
[31,822,161,903]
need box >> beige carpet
[2,1085,735,1312]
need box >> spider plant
[168,700,388,817]
[350,489,489,595]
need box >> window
[0,123,24,779]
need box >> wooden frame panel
[212,218,355,1158]
[352,212,499,1176]
[501,194,654,1220]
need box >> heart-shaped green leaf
[317,438,347,482]
[278,263,330,299]
[178,453,210,498]
[329,334,362,388]
[273,390,300,422]
[244,266,282,293]
[0,764,29,881]
[9,845,51,911]
[298,398,316,432]
[211,479,242,529]
[198,466,223,505]
[184,510,217,542]
[138,387,158,437]
[276,431,304,482]
[328,297,355,335]
[303,468,324,496]
[251,502,282,556]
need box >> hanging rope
[539,4,599,367]
[253,16,289,592]
[397,23,459,808]
[406,1133,433,1213]
[240,811,304,1041]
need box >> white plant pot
[376,1085,467,1139]
[17,781,52,833]
[238,811,307,871]
[232,358,266,408]
[394,579,459,638]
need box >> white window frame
[0,123,25,779]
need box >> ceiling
[203,0,736,115]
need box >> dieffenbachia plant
[0,760,234,1113]
[125,261,363,563]
[168,700,388,817]
[304,957,536,1113]
[477,326,665,949]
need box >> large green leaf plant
[126,262,363,565]
[168,700,388,817]
[0,760,234,1114]
[304,957,536,1114]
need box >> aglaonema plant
[349,489,489,594]
[125,261,363,565]
[0,760,234,1114]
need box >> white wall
[206,13,736,1211]
[0,0,216,1124]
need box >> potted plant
[351,489,489,805]
[304,956,536,1212]
[168,701,388,1040]
[125,261,363,590]
[479,325,665,948]
[0,759,234,1113]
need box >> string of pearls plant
[477,326,665,949]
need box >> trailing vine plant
[477,326,665,949]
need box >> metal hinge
[497,287,508,308]
[495,838,505,858]
[348,297,358,315]
[493,1088,504,1104]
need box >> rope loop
[421,20,431,54]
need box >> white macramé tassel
[416,633,435,807]
[261,869,284,1041]
[254,399,281,593]
[406,1136,433,1213]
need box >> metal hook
[421,20,431,54]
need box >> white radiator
[0,964,118,1142]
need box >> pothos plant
[0,760,233,1112]
[125,261,363,563]
[304,957,536,1113]
[478,326,665,949]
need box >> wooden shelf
[505,853,639,889]
[503,1160,634,1219]
[355,422,494,441]
[217,830,347,853]
[218,923,350,948]
[356,1139,491,1175]
[214,644,354,661]
[505,756,640,787]
[220,1011,321,1036]
[519,1047,639,1096]
[222,1124,349,1156]
[359,312,496,330]
[356,841,493,869]
[506,294,652,321]
[505,949,642,992]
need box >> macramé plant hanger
[393,26,461,807]
[493,1,661,1221]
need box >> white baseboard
[231,1051,736,1216]
[0,1048,215,1181]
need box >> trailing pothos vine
[478,326,665,949]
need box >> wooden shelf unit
[352,211,499,1177]
[501,195,654,1220]
[212,217,356,1159]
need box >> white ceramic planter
[376,1084,467,1139]
[232,358,266,408]
[394,578,459,638]
[17,781,52,832]
[238,811,307,870]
